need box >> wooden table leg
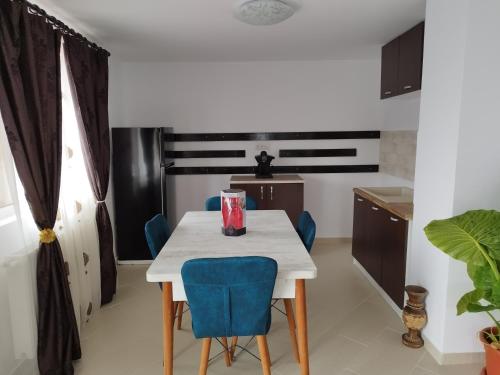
[295,279,309,375]
[284,298,300,363]
[163,282,174,375]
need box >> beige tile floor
[75,238,483,375]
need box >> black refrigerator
[111,127,174,261]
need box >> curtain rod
[14,0,111,57]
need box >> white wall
[109,59,418,236]
[409,0,500,357]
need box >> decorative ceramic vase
[402,285,428,348]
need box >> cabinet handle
[371,206,379,211]
[270,186,274,201]
[357,198,364,202]
[390,216,399,222]
[384,90,392,95]
[403,84,413,90]
[260,186,264,200]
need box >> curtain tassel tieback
[39,228,57,244]
[96,200,105,204]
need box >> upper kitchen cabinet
[380,38,400,99]
[380,22,425,99]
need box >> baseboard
[423,333,484,365]
[353,258,485,366]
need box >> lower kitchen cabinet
[352,193,408,308]
[230,175,304,226]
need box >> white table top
[146,210,317,283]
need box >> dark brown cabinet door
[380,38,400,99]
[352,195,371,272]
[230,183,267,209]
[231,184,267,210]
[267,183,304,226]
[398,22,424,95]
[230,182,304,226]
[365,202,383,284]
[380,210,408,308]
[352,194,408,307]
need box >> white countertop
[146,210,317,284]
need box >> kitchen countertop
[353,187,414,220]
[231,175,304,184]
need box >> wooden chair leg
[221,337,231,367]
[199,338,212,375]
[172,302,178,328]
[176,301,184,330]
[230,336,238,361]
[256,335,271,375]
[283,299,300,363]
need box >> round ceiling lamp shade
[234,0,298,26]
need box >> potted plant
[424,210,500,374]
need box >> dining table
[146,210,318,375]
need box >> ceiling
[37,0,426,62]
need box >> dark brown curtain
[0,2,81,375]
[64,37,116,305]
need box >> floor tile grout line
[339,334,370,348]
[407,351,429,374]
[343,367,361,375]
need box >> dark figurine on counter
[255,151,274,178]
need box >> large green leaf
[468,263,497,290]
[457,289,484,315]
[467,303,497,313]
[424,210,500,267]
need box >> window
[0,135,12,208]
[0,116,15,224]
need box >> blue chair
[144,214,171,259]
[205,196,221,211]
[205,195,258,211]
[182,256,277,375]
[297,211,316,253]
[145,214,186,330]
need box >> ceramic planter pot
[480,327,500,375]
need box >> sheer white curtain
[57,41,101,330]
[0,42,102,375]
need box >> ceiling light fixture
[233,0,299,26]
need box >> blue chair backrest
[205,195,258,211]
[181,256,278,339]
[246,196,257,210]
[297,211,316,253]
[144,214,171,259]
[205,196,221,211]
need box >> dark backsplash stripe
[279,148,357,158]
[166,150,246,158]
[170,131,380,142]
[166,165,379,175]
